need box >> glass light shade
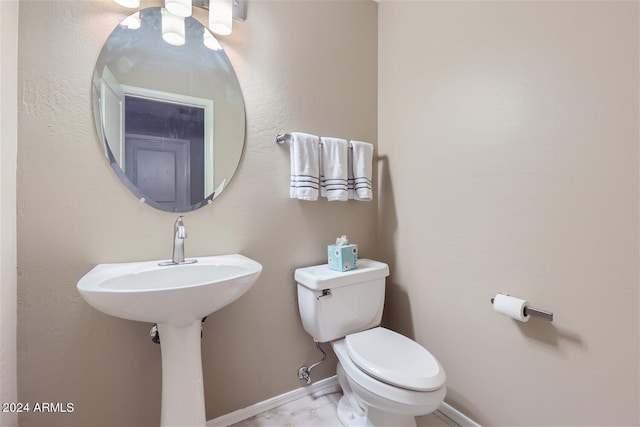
[165,0,192,17]
[203,31,222,51]
[208,0,233,36]
[121,11,141,30]
[161,8,186,46]
[113,0,140,8]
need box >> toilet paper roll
[493,294,530,322]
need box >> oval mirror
[92,7,245,212]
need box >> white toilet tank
[295,259,390,343]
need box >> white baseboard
[207,376,481,427]
[207,376,341,427]
[439,402,482,427]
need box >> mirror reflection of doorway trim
[120,85,215,199]
[99,67,125,164]
[99,73,215,200]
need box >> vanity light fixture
[165,0,192,17]
[111,0,247,44]
[161,7,186,46]
[193,0,247,24]
[113,0,140,8]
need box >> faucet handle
[175,215,187,239]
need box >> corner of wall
[0,1,19,426]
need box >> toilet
[295,259,446,427]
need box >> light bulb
[161,8,186,46]
[209,0,233,36]
[121,11,141,30]
[203,31,222,51]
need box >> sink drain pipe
[150,317,208,344]
[298,342,326,384]
[150,324,161,344]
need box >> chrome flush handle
[316,289,332,300]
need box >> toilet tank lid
[294,259,389,290]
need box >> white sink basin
[77,253,262,427]
[77,254,262,325]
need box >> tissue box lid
[295,259,389,290]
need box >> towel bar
[276,133,374,151]
[276,133,290,145]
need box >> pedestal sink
[77,254,262,427]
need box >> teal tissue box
[328,244,358,272]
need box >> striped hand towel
[289,132,320,201]
[320,137,349,201]
[350,140,373,201]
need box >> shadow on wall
[384,283,416,340]
[376,155,416,340]
[516,318,585,350]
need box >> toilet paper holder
[490,296,554,322]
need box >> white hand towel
[347,148,356,200]
[290,132,320,201]
[320,137,349,201]
[350,140,374,201]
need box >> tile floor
[230,389,460,427]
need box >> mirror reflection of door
[122,95,207,211]
[125,134,191,209]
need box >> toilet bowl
[331,328,446,427]
[295,259,447,427]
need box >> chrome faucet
[160,216,197,266]
[173,216,187,263]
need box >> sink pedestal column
[157,321,206,427]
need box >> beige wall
[17,1,377,425]
[378,1,639,426]
[0,1,19,426]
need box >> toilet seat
[345,327,445,392]
[332,339,446,418]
